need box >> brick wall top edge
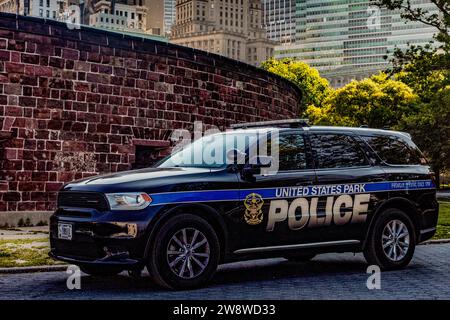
[0,12,302,102]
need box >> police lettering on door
[266,183,371,232]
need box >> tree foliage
[399,87,450,186]
[377,1,450,183]
[378,1,450,76]
[305,73,419,128]
[261,58,331,112]
[393,56,448,102]
[377,0,450,45]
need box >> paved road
[1,243,449,300]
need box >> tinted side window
[278,133,307,171]
[311,134,368,169]
[361,135,424,165]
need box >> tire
[363,208,416,270]
[79,265,123,276]
[147,214,220,290]
[284,253,316,262]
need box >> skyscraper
[262,0,295,45]
[276,0,440,87]
[170,0,276,66]
[164,0,176,35]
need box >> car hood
[62,167,216,193]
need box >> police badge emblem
[244,193,264,225]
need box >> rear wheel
[79,265,123,276]
[147,214,220,290]
[363,208,416,270]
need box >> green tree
[306,73,419,128]
[261,58,331,112]
[394,61,448,102]
[377,0,450,95]
[378,0,450,186]
[377,0,450,46]
[399,86,450,187]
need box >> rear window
[361,135,425,165]
[311,134,369,169]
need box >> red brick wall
[0,14,301,212]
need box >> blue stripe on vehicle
[150,189,240,206]
[148,180,435,206]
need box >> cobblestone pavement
[0,243,449,300]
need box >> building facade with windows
[88,0,165,36]
[0,0,20,14]
[170,0,276,66]
[164,0,176,35]
[0,0,167,36]
[89,0,147,34]
[275,0,440,87]
[262,0,295,45]
[0,0,69,20]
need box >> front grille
[57,192,109,211]
[55,210,92,218]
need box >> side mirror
[242,156,273,176]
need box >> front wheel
[363,208,416,270]
[147,214,220,290]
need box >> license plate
[58,223,73,240]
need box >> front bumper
[49,206,159,268]
[49,251,141,267]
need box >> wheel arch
[144,203,228,263]
[363,197,420,249]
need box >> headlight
[106,192,152,211]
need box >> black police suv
[49,119,438,289]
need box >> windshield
[158,132,259,168]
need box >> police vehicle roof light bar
[231,119,310,129]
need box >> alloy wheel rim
[166,228,210,279]
[382,219,410,262]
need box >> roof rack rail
[231,119,310,129]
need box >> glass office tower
[276,0,439,87]
[263,0,297,45]
[164,0,176,35]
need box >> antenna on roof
[231,119,310,129]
